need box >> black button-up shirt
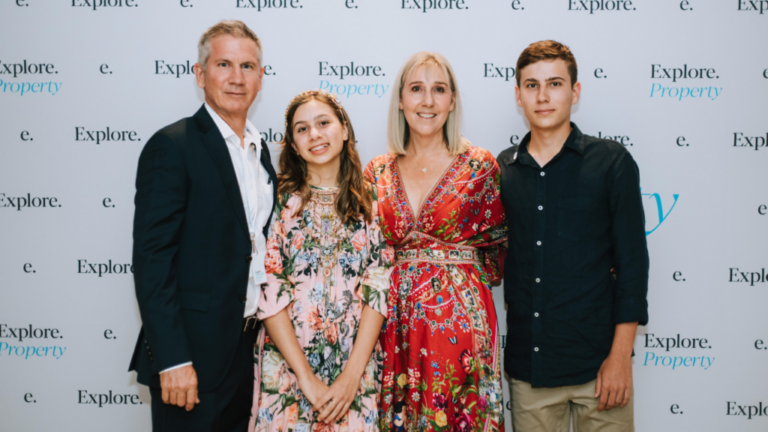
[497,123,649,388]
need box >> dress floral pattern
[250,186,394,432]
[364,146,507,432]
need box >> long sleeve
[132,132,191,374]
[608,151,650,325]
[466,154,508,283]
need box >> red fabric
[365,146,507,432]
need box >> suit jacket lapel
[195,106,250,238]
[260,138,278,205]
[260,138,279,233]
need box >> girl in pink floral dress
[249,91,394,432]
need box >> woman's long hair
[278,91,372,225]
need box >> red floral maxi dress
[365,146,507,432]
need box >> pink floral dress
[249,186,394,432]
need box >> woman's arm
[262,309,330,407]
[315,304,385,423]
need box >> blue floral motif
[308,353,321,368]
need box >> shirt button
[536,241,542,246]
[534,312,540,317]
[540,172,546,177]
[535,278,541,283]
[538,205,543,210]
[534,347,540,352]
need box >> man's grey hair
[198,20,262,70]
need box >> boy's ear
[571,81,582,105]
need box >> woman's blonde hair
[387,52,469,156]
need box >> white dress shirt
[160,104,274,374]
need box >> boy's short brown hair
[516,40,578,87]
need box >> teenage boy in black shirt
[497,40,649,431]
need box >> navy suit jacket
[129,105,277,391]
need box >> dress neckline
[390,147,471,229]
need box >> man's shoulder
[496,145,520,167]
[153,114,199,142]
[581,133,631,160]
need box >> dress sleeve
[466,151,508,283]
[257,194,298,320]
[355,185,394,318]
[364,159,376,183]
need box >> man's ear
[515,86,523,108]
[194,63,205,89]
[571,81,582,106]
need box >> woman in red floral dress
[365,52,506,432]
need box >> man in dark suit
[129,20,277,431]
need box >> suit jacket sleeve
[133,131,191,374]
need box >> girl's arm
[315,304,385,422]
[262,309,330,407]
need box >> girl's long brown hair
[278,92,372,225]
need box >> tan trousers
[510,378,634,432]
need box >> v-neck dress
[364,146,507,432]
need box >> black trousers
[150,328,258,432]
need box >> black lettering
[758,205,767,215]
[671,404,681,414]
[594,67,606,78]
[673,271,684,281]
[729,268,740,281]
[676,136,688,147]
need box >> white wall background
[1,0,767,431]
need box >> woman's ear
[342,123,349,141]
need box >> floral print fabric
[250,186,394,432]
[365,146,507,432]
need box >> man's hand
[160,365,200,411]
[595,351,632,412]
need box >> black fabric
[497,123,649,388]
[149,329,257,432]
[129,105,276,392]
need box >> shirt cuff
[613,297,649,326]
[160,362,192,374]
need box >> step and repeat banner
[1,0,766,431]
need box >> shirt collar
[513,122,584,166]
[204,103,261,148]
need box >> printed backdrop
[1,0,767,431]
